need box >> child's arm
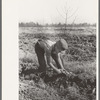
[57,53,65,69]
[45,52,61,74]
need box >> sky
[19,0,98,24]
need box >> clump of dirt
[19,79,61,100]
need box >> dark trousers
[35,41,47,73]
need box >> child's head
[54,39,68,53]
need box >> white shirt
[45,40,56,47]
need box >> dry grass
[19,27,96,100]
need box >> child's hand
[60,69,69,75]
[57,69,63,74]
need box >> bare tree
[56,3,78,33]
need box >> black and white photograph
[19,0,98,100]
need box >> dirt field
[19,26,96,100]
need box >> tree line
[19,22,96,27]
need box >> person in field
[35,38,69,75]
